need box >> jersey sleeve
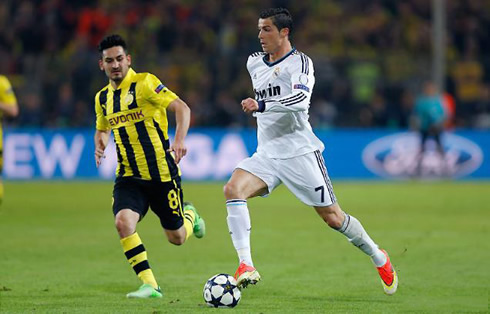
[95,92,110,131]
[257,55,315,113]
[246,55,254,78]
[0,76,18,105]
[143,74,179,109]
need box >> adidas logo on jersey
[254,84,281,100]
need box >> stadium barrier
[3,128,488,180]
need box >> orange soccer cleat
[234,262,261,289]
[376,249,398,295]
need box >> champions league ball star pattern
[203,274,241,308]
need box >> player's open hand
[241,98,259,113]
[168,140,187,164]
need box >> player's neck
[110,79,123,90]
[269,42,293,63]
[109,68,130,89]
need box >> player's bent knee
[115,214,137,237]
[169,238,185,246]
[168,234,185,246]
[166,229,187,246]
[115,221,130,237]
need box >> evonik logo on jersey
[362,132,483,179]
[254,84,281,100]
[108,110,144,127]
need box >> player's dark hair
[259,8,293,36]
[98,34,128,55]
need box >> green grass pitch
[0,181,488,313]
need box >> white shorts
[236,150,337,207]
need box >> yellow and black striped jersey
[0,75,17,150]
[95,68,180,182]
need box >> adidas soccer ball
[203,273,241,308]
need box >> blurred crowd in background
[0,0,489,129]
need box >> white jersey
[247,49,324,159]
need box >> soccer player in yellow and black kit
[0,75,19,204]
[94,34,205,298]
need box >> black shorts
[421,124,443,148]
[113,176,185,230]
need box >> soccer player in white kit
[224,8,398,295]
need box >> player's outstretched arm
[167,98,190,164]
[94,129,110,167]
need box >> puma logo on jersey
[254,84,281,100]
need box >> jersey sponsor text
[108,110,144,127]
[254,84,281,100]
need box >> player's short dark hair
[98,34,128,54]
[259,8,293,36]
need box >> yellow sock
[183,209,195,240]
[120,232,158,289]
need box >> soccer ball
[203,273,241,308]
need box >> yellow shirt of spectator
[94,68,181,182]
[0,75,18,155]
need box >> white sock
[226,199,253,266]
[337,213,387,267]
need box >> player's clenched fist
[241,98,258,113]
